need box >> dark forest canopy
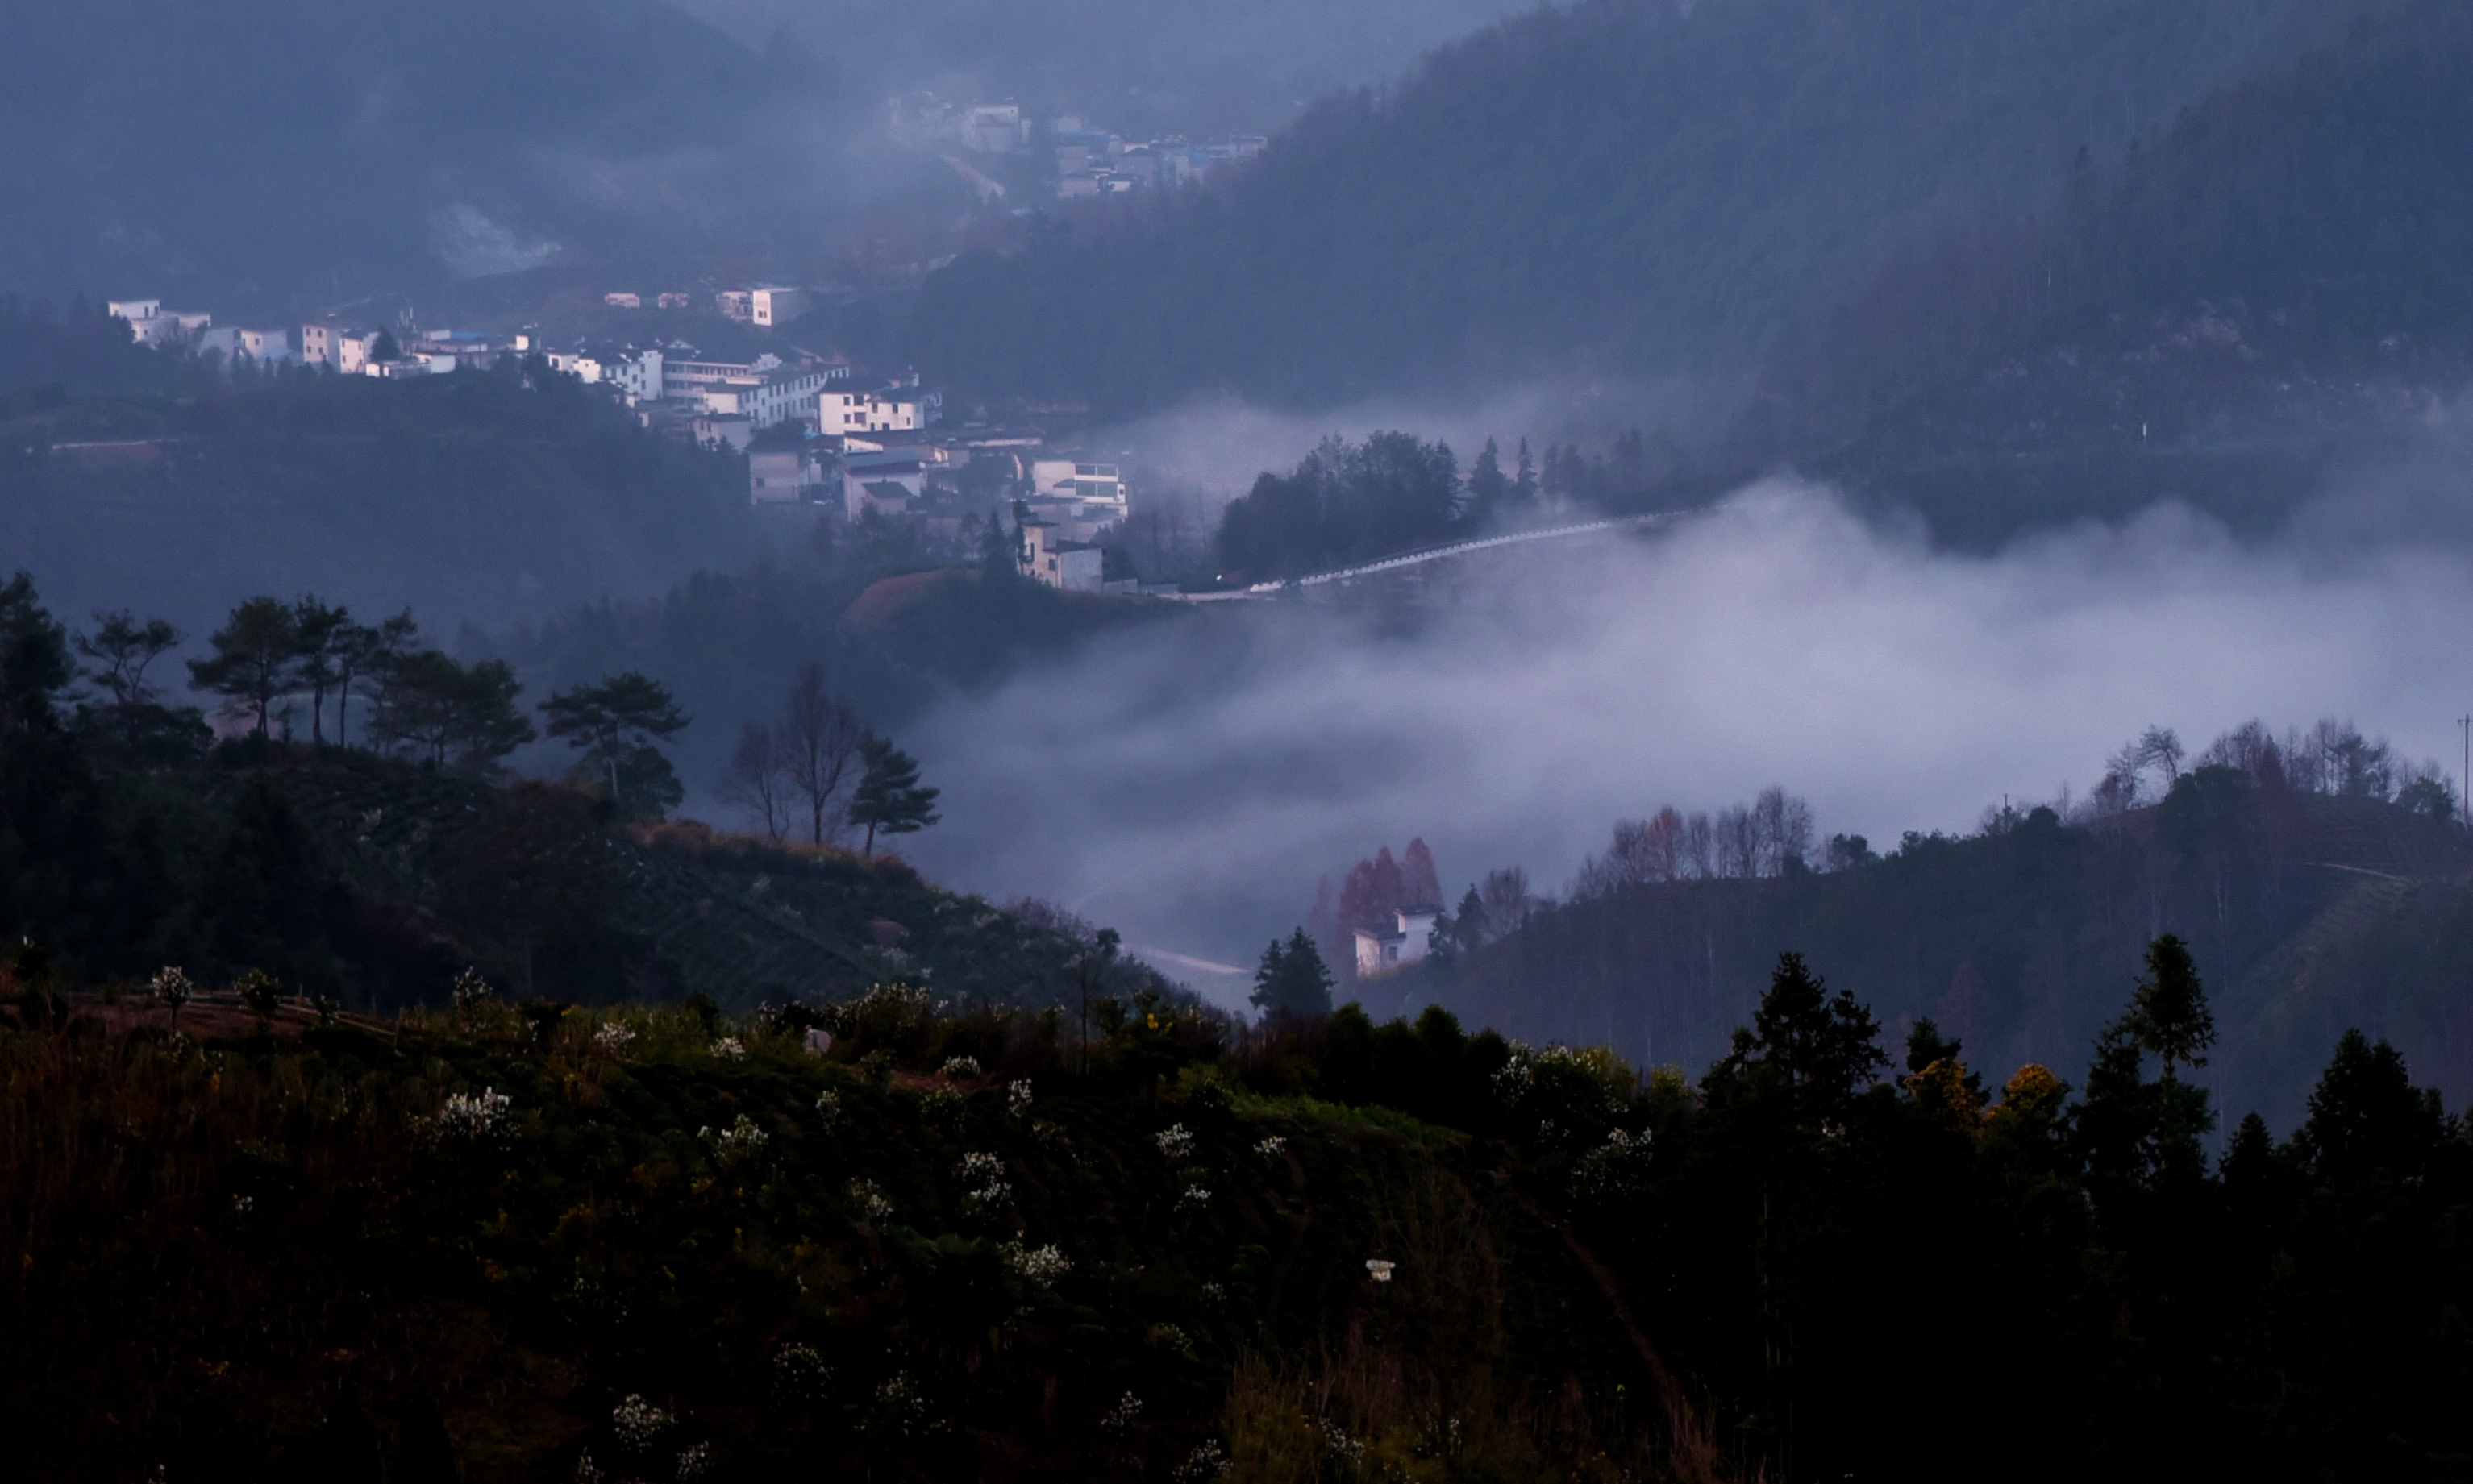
[906,0,2348,413]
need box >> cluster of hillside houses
[106,294,1136,594]
[885,97,1267,202]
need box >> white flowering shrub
[700,1114,769,1165]
[813,1088,843,1128]
[1098,1391,1143,1432]
[868,1372,928,1436]
[451,966,493,1012]
[771,1343,831,1407]
[1320,1420,1366,1467]
[1175,1183,1211,1213]
[1253,1134,1287,1160]
[612,1395,673,1450]
[940,1054,983,1079]
[848,1178,893,1220]
[1006,1079,1033,1120]
[957,1150,1012,1208]
[433,1087,512,1144]
[149,965,194,1015]
[1493,1041,1635,1148]
[822,983,935,1041]
[1175,1439,1231,1482]
[593,1022,636,1055]
[673,1440,713,1480]
[1570,1126,1656,1201]
[1000,1241,1071,1287]
[1154,1124,1194,1162]
[712,1037,746,1061]
[572,1449,602,1484]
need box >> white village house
[1354,904,1442,979]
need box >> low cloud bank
[904,479,2472,1008]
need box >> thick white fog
[903,478,2473,1008]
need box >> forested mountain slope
[1405,771,2473,1133]
[0,0,856,307]
[1764,0,2473,545]
[908,0,2345,411]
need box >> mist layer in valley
[901,468,2473,1025]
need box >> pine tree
[540,672,689,822]
[1250,928,1334,1017]
[848,735,940,853]
[187,596,300,737]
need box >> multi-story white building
[749,446,826,505]
[715,285,813,326]
[749,287,808,327]
[301,325,385,374]
[697,366,832,428]
[1024,459,1129,539]
[110,299,212,346]
[545,347,664,404]
[198,327,297,364]
[663,353,782,399]
[818,385,937,434]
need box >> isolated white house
[1354,904,1441,979]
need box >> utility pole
[2459,715,2471,829]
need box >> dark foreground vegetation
[5,932,2468,1482]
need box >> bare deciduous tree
[776,663,866,846]
[719,721,790,842]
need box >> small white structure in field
[1365,1259,1395,1282]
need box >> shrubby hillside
[6,933,2468,1480]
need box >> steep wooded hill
[1401,779,2473,1133]
[1765,0,2473,546]
[907,0,2346,411]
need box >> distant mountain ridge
[0,0,856,310]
